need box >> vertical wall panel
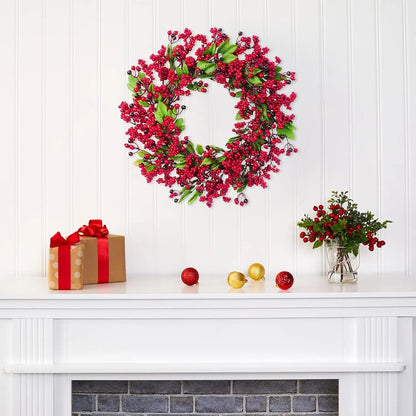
[0,0,414,278]
[407,0,416,278]
[238,0,268,274]
[267,0,298,274]
[45,0,72,239]
[210,0,241,275]
[126,0,158,274]
[17,0,44,276]
[294,0,324,275]
[378,0,406,274]
[0,0,17,275]
[350,0,379,274]
[152,0,184,275]
[72,0,99,225]
[323,0,351,193]
[100,0,127,234]
[181,0,212,274]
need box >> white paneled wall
[0,0,415,278]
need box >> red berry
[313,206,318,211]
[300,232,306,238]
[303,237,309,243]
[275,271,294,290]
[318,205,323,210]
[181,267,199,286]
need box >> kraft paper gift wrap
[48,231,84,290]
[78,220,126,285]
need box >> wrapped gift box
[48,232,84,290]
[78,220,126,285]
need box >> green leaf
[172,154,185,161]
[179,189,192,203]
[227,135,240,144]
[276,125,295,140]
[155,112,163,124]
[182,63,189,74]
[204,62,216,74]
[196,144,204,155]
[261,104,268,118]
[188,191,201,205]
[175,162,186,169]
[176,67,183,77]
[253,141,260,151]
[217,38,230,54]
[175,118,184,126]
[197,61,210,71]
[221,54,237,64]
[133,159,142,167]
[157,102,168,117]
[200,73,213,79]
[235,91,242,98]
[128,75,137,86]
[313,240,323,249]
[187,83,197,90]
[137,151,147,158]
[138,100,149,108]
[145,165,155,172]
[235,113,242,120]
[138,72,146,79]
[237,184,247,193]
[167,44,173,60]
[224,44,238,54]
[204,43,216,56]
[127,83,135,93]
[186,141,195,153]
[247,76,262,85]
[201,157,212,166]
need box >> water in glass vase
[326,239,359,283]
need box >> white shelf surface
[0,273,415,300]
[4,361,406,374]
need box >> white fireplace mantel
[0,274,415,415]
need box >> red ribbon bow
[78,219,110,284]
[50,231,80,290]
[50,231,80,248]
[78,219,109,238]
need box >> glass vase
[326,239,359,283]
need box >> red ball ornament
[275,271,294,290]
[181,267,199,286]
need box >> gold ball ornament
[248,263,265,280]
[227,271,248,289]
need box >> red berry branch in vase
[297,191,392,282]
[119,28,296,207]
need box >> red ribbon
[50,231,80,290]
[78,219,109,283]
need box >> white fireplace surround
[0,274,415,415]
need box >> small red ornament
[275,271,294,290]
[181,267,199,286]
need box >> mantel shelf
[4,361,406,375]
[1,273,416,300]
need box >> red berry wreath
[119,28,296,207]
